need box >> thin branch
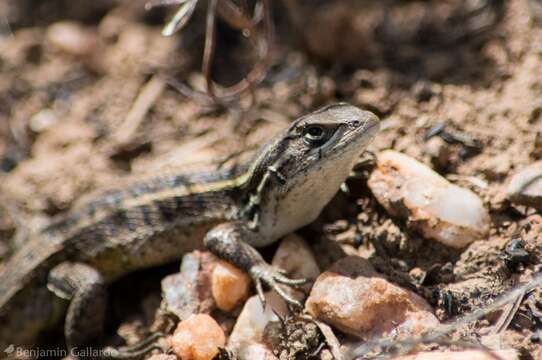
[491,287,525,334]
[161,0,198,36]
[203,0,218,98]
[350,271,542,359]
[112,75,166,146]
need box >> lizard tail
[0,234,63,310]
[0,236,66,349]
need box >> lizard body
[0,103,379,354]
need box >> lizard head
[248,103,380,243]
[285,102,380,166]
[274,102,380,196]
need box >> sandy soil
[1,0,542,359]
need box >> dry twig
[147,0,274,104]
[112,75,166,146]
[350,271,542,359]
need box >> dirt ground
[1,0,542,359]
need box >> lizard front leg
[204,222,307,309]
[47,262,107,354]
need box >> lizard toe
[250,264,305,310]
[273,274,308,287]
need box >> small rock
[506,161,542,210]
[316,321,343,360]
[162,252,216,320]
[211,260,251,312]
[237,343,278,360]
[146,355,177,360]
[368,150,490,248]
[29,109,58,133]
[169,314,226,360]
[227,295,279,352]
[272,235,320,283]
[424,137,452,170]
[271,234,321,308]
[392,349,518,360]
[305,256,439,340]
[46,21,97,56]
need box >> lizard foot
[249,264,308,310]
[103,332,166,359]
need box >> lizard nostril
[352,120,360,127]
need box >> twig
[202,0,218,98]
[201,0,272,101]
[491,287,525,334]
[359,341,516,360]
[161,0,198,36]
[112,75,166,146]
[216,0,254,30]
[350,271,542,359]
[151,0,274,104]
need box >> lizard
[0,103,380,356]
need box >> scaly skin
[0,103,380,354]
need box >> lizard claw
[250,264,307,310]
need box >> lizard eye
[303,125,327,146]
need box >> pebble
[305,256,439,340]
[169,314,226,360]
[29,109,58,133]
[227,295,279,352]
[46,21,97,56]
[424,136,452,169]
[161,252,215,320]
[392,349,518,360]
[506,161,542,210]
[272,235,320,282]
[368,150,490,248]
[237,343,278,360]
[211,260,251,312]
[271,234,321,310]
[147,355,177,360]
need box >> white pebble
[46,21,97,56]
[368,150,490,248]
[227,295,278,353]
[506,161,542,210]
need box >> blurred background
[1,0,542,357]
